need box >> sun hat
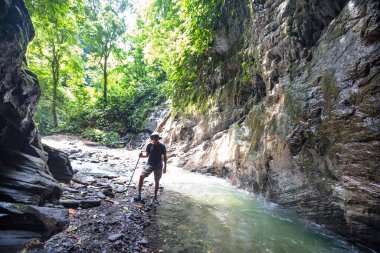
[150,133,162,140]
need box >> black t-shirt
[146,143,166,166]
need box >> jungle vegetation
[25,0,225,145]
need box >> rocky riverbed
[26,135,162,253]
[23,135,374,253]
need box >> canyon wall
[160,0,380,250]
[0,0,69,251]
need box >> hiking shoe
[152,198,159,204]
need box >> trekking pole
[125,153,141,196]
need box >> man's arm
[163,153,167,173]
[139,144,151,157]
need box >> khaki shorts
[141,163,163,181]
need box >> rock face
[159,0,380,250]
[43,144,74,183]
[0,0,69,251]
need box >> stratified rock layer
[160,0,380,250]
[0,0,69,251]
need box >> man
[135,133,167,203]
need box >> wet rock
[138,237,148,246]
[72,174,96,185]
[108,233,123,242]
[43,144,74,183]
[75,153,86,159]
[102,188,114,198]
[84,141,99,147]
[80,200,101,208]
[61,186,80,193]
[286,123,309,156]
[0,230,42,251]
[101,175,118,179]
[129,213,142,221]
[67,149,81,155]
[97,192,106,199]
[115,187,125,193]
[59,200,80,208]
[0,202,69,238]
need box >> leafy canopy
[25,0,226,141]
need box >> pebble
[108,233,123,242]
[115,187,125,193]
[138,237,148,245]
[97,192,106,199]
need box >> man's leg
[153,167,163,201]
[154,178,159,199]
[136,166,153,200]
[137,173,145,200]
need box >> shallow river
[144,166,370,253]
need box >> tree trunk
[52,80,58,128]
[103,57,108,105]
[51,52,59,128]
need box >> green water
[145,167,370,253]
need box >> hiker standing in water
[135,133,167,203]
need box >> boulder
[0,201,69,238]
[0,230,42,252]
[43,144,74,183]
[0,150,69,252]
[0,150,62,205]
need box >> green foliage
[81,128,120,147]
[26,0,84,129]
[80,0,127,105]
[101,131,121,147]
[25,0,167,141]
[82,128,104,141]
[26,0,231,142]
[140,0,225,113]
